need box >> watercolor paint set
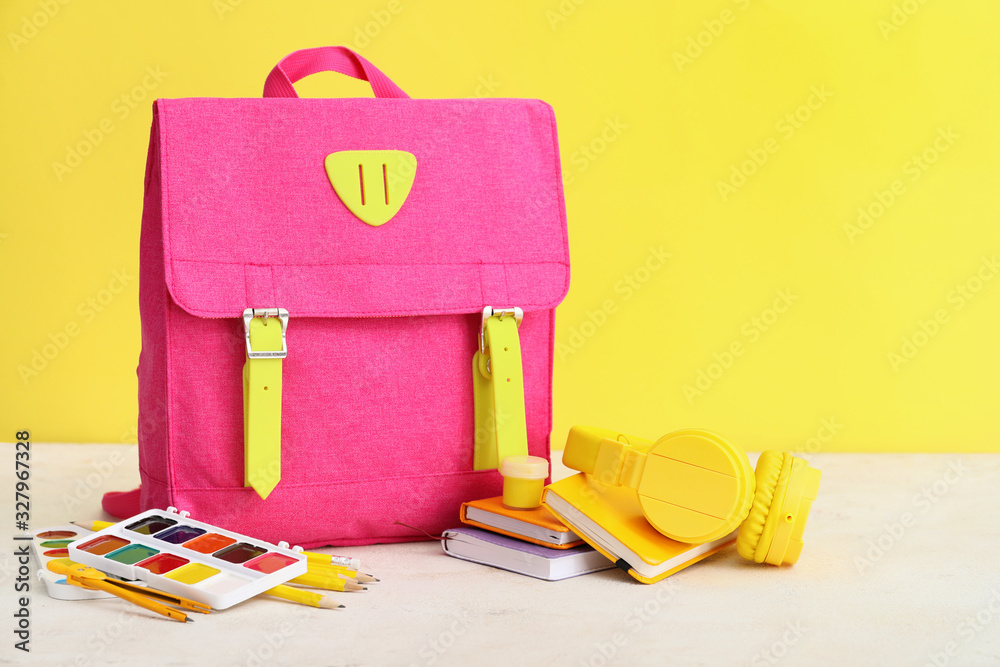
[28,525,115,601]
[66,507,307,609]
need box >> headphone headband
[562,426,820,564]
[564,426,755,543]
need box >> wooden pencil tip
[319,597,345,610]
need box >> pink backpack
[111,47,569,547]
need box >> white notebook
[441,526,614,581]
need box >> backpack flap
[155,97,569,319]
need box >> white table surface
[2,443,998,667]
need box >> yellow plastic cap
[636,429,756,544]
[499,455,549,480]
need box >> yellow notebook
[460,496,584,549]
[542,473,735,584]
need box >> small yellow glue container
[499,455,549,510]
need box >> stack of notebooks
[442,496,613,581]
[442,472,736,583]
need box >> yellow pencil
[308,562,379,583]
[290,572,367,592]
[72,520,114,531]
[304,551,363,570]
[264,584,344,609]
[306,560,356,581]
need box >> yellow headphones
[562,426,821,565]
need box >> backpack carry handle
[263,46,409,99]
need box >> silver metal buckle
[479,306,523,355]
[243,308,289,359]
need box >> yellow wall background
[2,1,998,450]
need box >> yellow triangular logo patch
[325,150,417,226]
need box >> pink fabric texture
[133,48,570,548]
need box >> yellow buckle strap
[242,308,287,499]
[473,308,529,470]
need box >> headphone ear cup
[637,429,755,544]
[736,451,786,562]
[737,451,822,565]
